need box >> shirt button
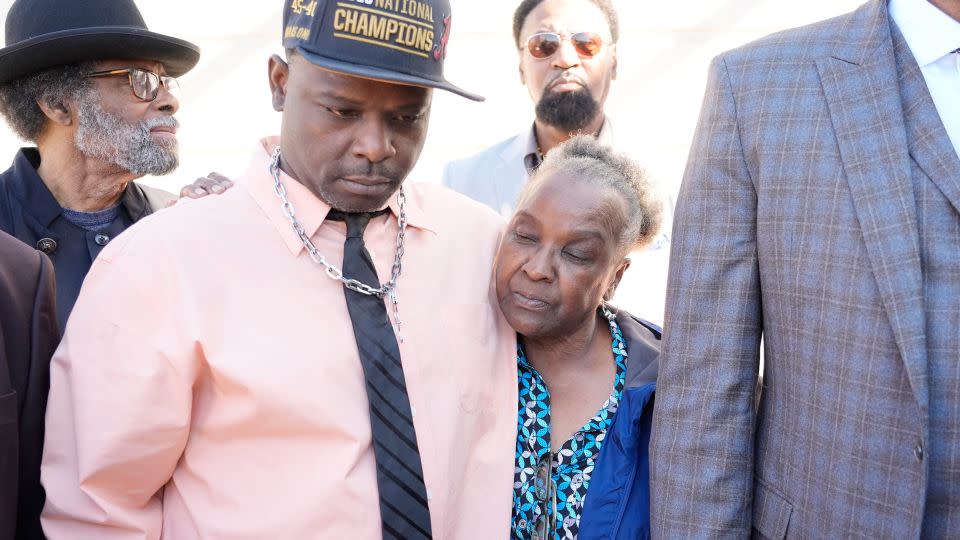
[574,432,585,442]
[95,234,110,246]
[36,237,57,254]
[914,442,924,462]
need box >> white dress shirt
[891,0,960,158]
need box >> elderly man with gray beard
[0,0,202,331]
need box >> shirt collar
[522,116,615,172]
[247,137,436,257]
[890,0,960,66]
[8,148,63,227]
[119,182,153,221]
[521,129,541,174]
[7,148,154,228]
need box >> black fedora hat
[0,0,200,85]
[282,0,483,101]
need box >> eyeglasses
[85,68,180,102]
[530,457,556,540]
[525,31,604,59]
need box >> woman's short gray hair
[526,134,664,254]
[0,63,93,142]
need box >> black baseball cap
[282,0,483,101]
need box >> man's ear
[518,50,527,86]
[36,97,73,127]
[610,43,618,80]
[604,257,631,301]
[268,54,289,112]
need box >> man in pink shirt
[39,1,517,538]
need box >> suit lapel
[893,24,960,215]
[489,159,511,217]
[816,0,929,414]
[493,131,534,217]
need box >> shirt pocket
[400,299,511,421]
[434,303,497,414]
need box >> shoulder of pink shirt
[95,138,509,268]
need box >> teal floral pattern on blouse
[511,317,627,539]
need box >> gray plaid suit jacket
[650,1,960,538]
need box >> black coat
[0,148,175,330]
[0,230,58,540]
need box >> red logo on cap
[433,15,451,61]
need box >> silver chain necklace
[269,147,408,336]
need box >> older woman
[496,135,663,540]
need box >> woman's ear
[603,257,631,301]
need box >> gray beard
[74,98,179,176]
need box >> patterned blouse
[511,317,628,540]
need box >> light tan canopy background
[0,0,863,196]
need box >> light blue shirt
[890,0,960,158]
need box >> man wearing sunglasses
[0,0,207,331]
[443,0,620,218]
[442,0,671,325]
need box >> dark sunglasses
[525,31,604,59]
[85,68,180,102]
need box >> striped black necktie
[328,210,433,540]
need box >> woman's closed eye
[513,230,538,244]
[562,249,591,263]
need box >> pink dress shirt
[40,138,518,539]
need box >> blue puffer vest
[578,312,660,540]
